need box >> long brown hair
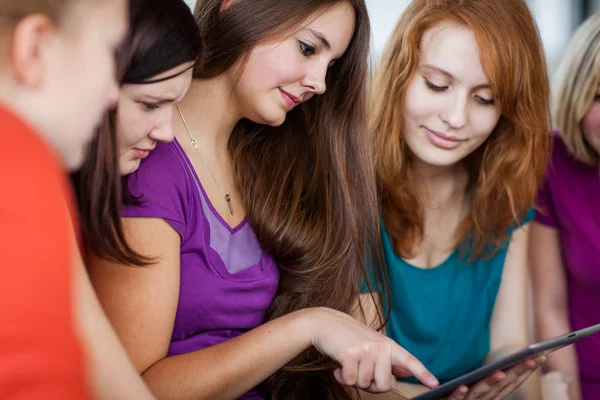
[74,0,202,265]
[194,1,385,398]
[373,0,551,260]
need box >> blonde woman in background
[530,11,600,400]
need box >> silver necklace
[176,104,235,215]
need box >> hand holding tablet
[413,323,600,400]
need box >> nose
[148,106,175,143]
[440,91,468,129]
[301,64,327,95]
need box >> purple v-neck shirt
[122,139,280,400]
[535,135,600,399]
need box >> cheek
[116,108,150,150]
[582,104,600,139]
[241,44,303,92]
[83,39,114,98]
[404,81,439,123]
[470,109,500,140]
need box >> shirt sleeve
[0,131,89,399]
[121,141,191,239]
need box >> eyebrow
[420,64,492,90]
[306,28,331,50]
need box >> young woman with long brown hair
[368,0,552,398]
[86,1,439,399]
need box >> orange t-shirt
[0,105,89,399]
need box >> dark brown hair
[74,0,201,265]
[373,0,551,261]
[194,1,385,399]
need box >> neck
[413,158,468,209]
[175,75,242,155]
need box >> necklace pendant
[225,194,235,215]
[190,138,198,149]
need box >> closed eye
[142,102,161,111]
[475,95,495,106]
[424,78,448,92]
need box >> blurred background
[185,0,600,74]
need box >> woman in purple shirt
[530,12,600,400]
[87,1,440,399]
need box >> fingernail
[428,377,439,386]
[459,386,468,394]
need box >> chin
[412,149,465,168]
[120,158,141,176]
[65,150,86,172]
[251,105,287,127]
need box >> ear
[9,14,55,89]
[220,0,235,14]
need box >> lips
[133,148,151,159]
[279,89,301,110]
[424,127,466,150]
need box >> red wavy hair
[372,0,551,259]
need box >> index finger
[390,343,439,388]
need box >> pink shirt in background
[535,134,600,400]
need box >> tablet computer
[413,323,600,400]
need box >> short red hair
[372,0,551,259]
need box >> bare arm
[486,224,532,399]
[489,225,530,357]
[87,217,438,400]
[72,232,156,400]
[529,222,581,400]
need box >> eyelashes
[424,79,447,92]
[299,41,316,57]
[142,102,161,111]
[423,78,495,106]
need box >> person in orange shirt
[0,0,128,398]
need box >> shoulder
[548,133,581,173]
[0,106,70,221]
[0,105,76,293]
[122,140,194,237]
[127,140,190,196]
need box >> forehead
[420,21,488,85]
[301,3,356,57]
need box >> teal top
[382,209,534,384]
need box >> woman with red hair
[367,0,552,397]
